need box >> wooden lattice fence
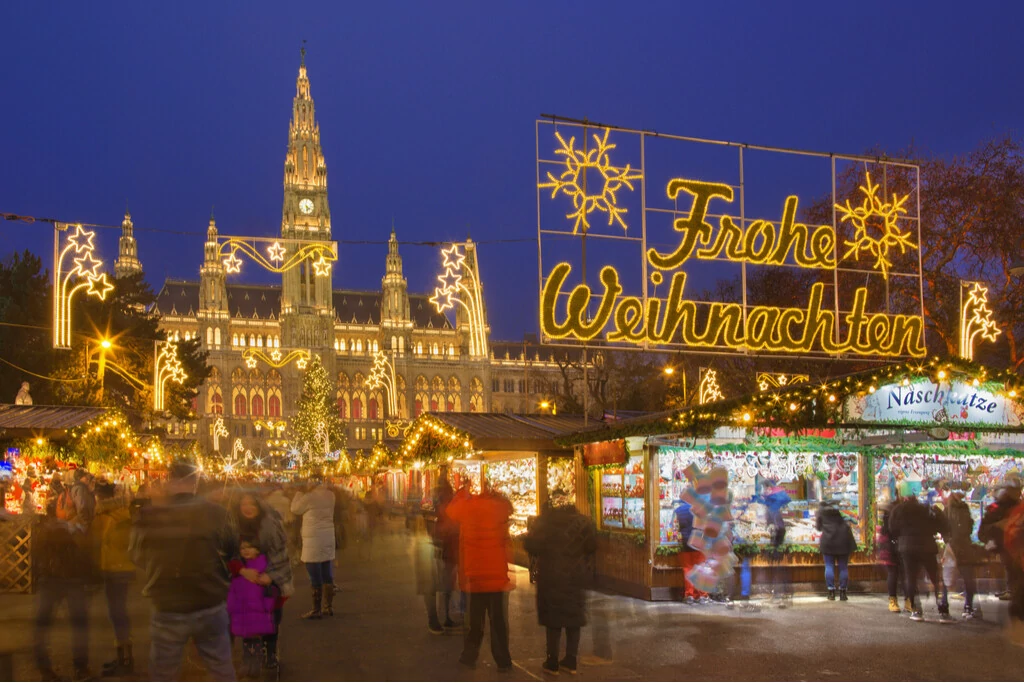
[0,516,33,593]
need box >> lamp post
[539,400,556,415]
[663,365,686,406]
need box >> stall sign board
[846,378,1022,427]
[583,440,627,467]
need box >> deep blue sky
[1,0,1021,341]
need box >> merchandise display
[547,457,576,507]
[451,461,482,493]
[657,448,861,547]
[485,457,537,536]
[598,455,645,530]
[875,453,1024,541]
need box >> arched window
[430,399,439,412]
[415,399,423,417]
[448,343,455,357]
[251,394,264,417]
[210,390,223,414]
[416,342,423,355]
[391,336,397,352]
[398,337,405,355]
[470,377,484,412]
[339,339,347,352]
[337,397,347,419]
[447,376,462,412]
[207,328,213,346]
[268,394,281,417]
[431,376,445,412]
[214,328,221,347]
[232,334,239,347]
[257,335,263,348]
[234,393,247,416]
[432,343,439,355]
[352,397,362,420]
[368,397,378,420]
[274,336,280,348]
[415,375,429,417]
[249,334,256,347]
[373,340,379,353]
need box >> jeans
[305,560,333,588]
[545,626,580,665]
[887,564,900,598]
[941,562,977,610]
[902,551,947,614]
[35,579,89,671]
[462,592,511,668]
[149,602,235,682]
[823,554,849,590]
[104,575,133,644]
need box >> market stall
[560,357,1024,600]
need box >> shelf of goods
[599,455,645,531]
[485,458,537,537]
[656,448,862,547]
[876,453,1024,542]
[547,457,576,508]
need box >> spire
[114,207,142,278]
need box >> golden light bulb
[938,370,947,380]
[828,394,837,403]
[868,386,876,394]
[742,413,751,422]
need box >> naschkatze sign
[845,379,1022,427]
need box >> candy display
[484,458,537,536]
[599,455,645,531]
[547,457,576,508]
[658,448,861,547]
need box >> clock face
[299,198,314,215]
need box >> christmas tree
[287,355,346,474]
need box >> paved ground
[4,519,1024,681]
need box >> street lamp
[539,400,556,415]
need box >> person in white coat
[290,478,336,619]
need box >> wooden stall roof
[423,413,593,452]
[0,404,108,439]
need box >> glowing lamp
[938,370,947,380]
[868,386,876,394]
[742,413,751,423]
[664,367,675,376]
[828,394,837,403]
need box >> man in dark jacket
[674,500,709,604]
[524,494,597,676]
[944,489,982,618]
[32,506,94,680]
[130,460,238,681]
[979,479,1021,600]
[816,502,857,601]
[889,483,952,622]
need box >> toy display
[600,455,645,530]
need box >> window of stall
[546,456,576,508]
[597,454,645,531]
[484,457,537,537]
[655,448,861,547]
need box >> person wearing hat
[979,478,1022,600]
[889,480,953,622]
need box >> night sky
[1,1,1021,341]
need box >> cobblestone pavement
[4,521,1024,681]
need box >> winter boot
[827,589,836,601]
[888,597,901,613]
[903,597,913,613]
[102,643,134,676]
[839,589,848,601]
[242,639,262,680]
[322,583,335,617]
[302,586,323,619]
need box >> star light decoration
[429,243,488,358]
[539,127,642,235]
[835,172,916,281]
[679,465,737,593]
[242,347,310,369]
[212,416,228,453]
[960,282,1001,361]
[267,242,286,263]
[153,340,188,412]
[53,224,116,349]
[756,372,810,393]
[367,350,399,418]
[216,236,336,276]
[698,368,725,405]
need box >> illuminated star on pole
[246,356,258,369]
[73,251,103,278]
[312,256,332,276]
[296,356,308,369]
[441,245,466,272]
[85,273,115,300]
[66,225,96,254]
[223,251,243,274]
[267,242,287,263]
[429,287,455,313]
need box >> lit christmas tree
[287,355,346,475]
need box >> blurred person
[524,490,597,676]
[877,493,905,613]
[817,500,857,601]
[889,481,952,623]
[227,538,278,680]
[230,492,293,673]
[432,477,461,628]
[130,460,238,681]
[21,477,37,515]
[68,469,97,530]
[92,481,136,676]
[754,483,791,604]
[446,481,514,672]
[673,498,708,604]
[45,474,65,517]
[411,514,444,634]
[32,495,94,681]
[290,474,336,619]
[1002,488,1024,645]
[943,486,982,619]
[980,479,1022,600]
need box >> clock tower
[280,48,334,353]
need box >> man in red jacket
[446,481,514,671]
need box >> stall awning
[0,404,109,440]
[401,413,596,461]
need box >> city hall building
[119,55,582,456]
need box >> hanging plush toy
[680,465,738,593]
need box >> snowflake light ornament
[539,128,642,235]
[836,172,916,280]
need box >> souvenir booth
[398,412,588,561]
[561,358,1024,600]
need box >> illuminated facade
[150,55,582,455]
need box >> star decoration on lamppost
[960,281,1001,361]
[441,244,466,272]
[223,251,243,273]
[267,242,287,263]
[367,350,399,418]
[429,243,488,358]
[66,224,96,253]
[698,368,725,405]
[212,416,228,452]
[53,223,114,349]
[312,256,332,276]
[153,340,188,412]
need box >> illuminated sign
[960,282,1000,361]
[846,378,1022,427]
[536,120,926,358]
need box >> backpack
[1003,502,1024,564]
[56,490,78,523]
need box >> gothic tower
[280,49,332,316]
[198,214,229,346]
[381,227,412,352]
[114,209,143,278]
